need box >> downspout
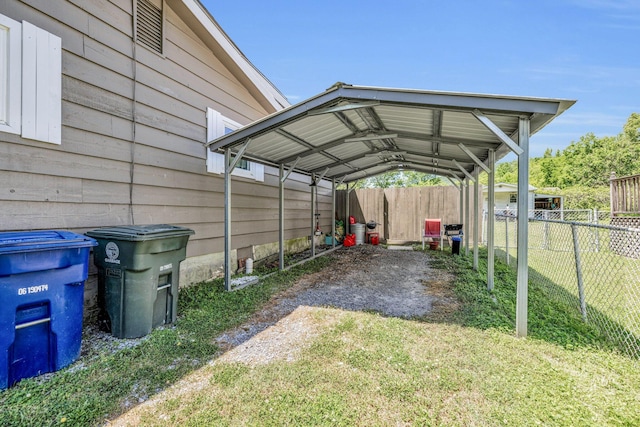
[129,34,138,224]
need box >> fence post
[594,208,600,252]
[609,172,616,216]
[505,215,510,265]
[571,224,588,322]
[543,211,549,250]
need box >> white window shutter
[213,153,224,174]
[206,150,225,174]
[254,163,264,182]
[206,107,222,143]
[206,107,224,173]
[0,14,22,135]
[22,21,61,144]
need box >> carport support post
[224,147,232,291]
[345,184,351,235]
[311,175,316,258]
[331,178,336,247]
[516,117,531,337]
[223,140,251,291]
[279,164,285,270]
[459,179,464,225]
[465,177,470,256]
[473,166,479,270]
[487,149,496,291]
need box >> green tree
[560,186,611,210]
[563,132,640,187]
[622,112,640,142]
[537,148,561,187]
[403,171,443,187]
[366,172,405,188]
[494,161,518,183]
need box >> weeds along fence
[484,210,640,359]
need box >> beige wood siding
[0,1,328,318]
[0,0,322,251]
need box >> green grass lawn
[134,315,638,426]
[1,249,639,426]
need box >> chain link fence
[484,209,640,359]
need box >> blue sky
[201,0,639,159]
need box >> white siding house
[483,183,563,214]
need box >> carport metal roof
[206,83,575,183]
[206,83,575,338]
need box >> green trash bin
[86,225,194,338]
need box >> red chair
[422,218,443,250]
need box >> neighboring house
[483,183,563,214]
[1,0,332,318]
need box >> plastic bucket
[352,224,365,245]
[371,235,379,245]
[344,234,356,247]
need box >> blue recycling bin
[451,236,462,255]
[0,230,96,389]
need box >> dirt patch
[215,305,340,365]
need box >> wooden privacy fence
[610,172,640,218]
[336,186,482,244]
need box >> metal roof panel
[281,114,352,146]
[374,104,434,135]
[206,84,575,182]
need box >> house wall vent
[135,0,163,54]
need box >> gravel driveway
[216,244,456,362]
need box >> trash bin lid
[0,230,97,254]
[86,224,194,241]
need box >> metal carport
[206,83,575,337]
